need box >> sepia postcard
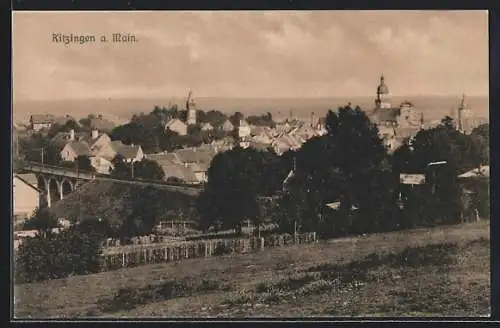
[12,10,490,319]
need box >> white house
[201,122,214,131]
[221,120,234,132]
[165,118,188,136]
[190,163,209,183]
[13,174,41,227]
[238,119,252,138]
[90,156,115,174]
[29,114,55,132]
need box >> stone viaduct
[20,161,203,208]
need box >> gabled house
[60,141,92,162]
[174,148,214,166]
[96,140,144,163]
[221,120,235,132]
[89,156,114,175]
[165,118,188,136]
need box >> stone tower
[186,90,197,125]
[457,94,470,132]
[375,74,391,109]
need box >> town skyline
[13,10,488,102]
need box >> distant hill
[13,95,489,126]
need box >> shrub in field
[15,227,102,284]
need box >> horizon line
[13,93,489,103]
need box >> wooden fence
[100,232,316,272]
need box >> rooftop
[30,114,55,124]
[67,141,92,157]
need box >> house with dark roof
[96,140,144,162]
[60,141,92,161]
[145,152,181,166]
[161,163,200,184]
[174,148,214,165]
[30,114,55,131]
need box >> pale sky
[12,10,489,101]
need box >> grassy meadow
[14,220,490,318]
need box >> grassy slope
[14,220,490,318]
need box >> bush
[15,228,103,284]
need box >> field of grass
[14,220,490,318]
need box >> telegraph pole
[33,147,45,165]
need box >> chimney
[91,129,99,139]
[70,129,75,141]
[310,112,315,128]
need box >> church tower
[457,94,470,133]
[375,74,391,109]
[186,90,197,125]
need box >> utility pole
[131,160,135,179]
[33,147,45,165]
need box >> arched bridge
[19,161,203,208]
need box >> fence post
[122,252,125,268]
[260,237,265,251]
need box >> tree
[391,117,488,226]
[281,105,392,236]
[110,154,130,179]
[75,155,94,172]
[62,119,80,132]
[133,159,165,180]
[246,113,275,127]
[229,111,244,127]
[20,134,62,165]
[200,110,228,127]
[195,147,265,234]
[471,123,489,145]
[22,207,60,238]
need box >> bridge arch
[36,175,48,207]
[48,177,61,205]
[61,179,74,198]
